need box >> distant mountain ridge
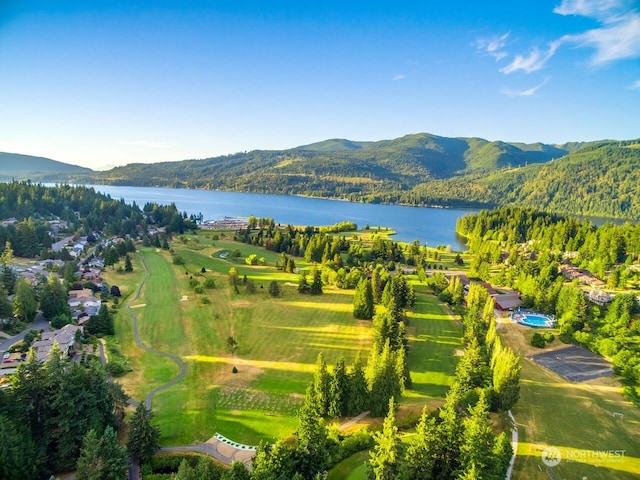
[0,152,92,181]
[3,133,639,220]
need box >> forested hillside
[6,133,639,220]
[0,152,91,181]
[412,141,640,218]
[76,133,569,194]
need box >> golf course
[104,229,640,478]
[106,231,463,448]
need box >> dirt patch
[218,360,264,388]
[230,300,253,308]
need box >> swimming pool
[510,309,557,328]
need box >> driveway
[0,315,49,353]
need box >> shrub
[172,255,185,265]
[530,332,546,348]
[203,278,216,289]
[232,366,238,374]
[198,296,211,305]
[543,331,555,343]
[51,314,70,329]
[106,361,130,377]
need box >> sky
[0,0,639,170]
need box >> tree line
[457,207,640,405]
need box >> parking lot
[530,345,613,382]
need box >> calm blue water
[521,315,551,327]
[87,185,476,251]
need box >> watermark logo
[542,446,562,467]
[541,446,626,467]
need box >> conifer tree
[347,353,369,416]
[126,403,160,464]
[328,357,348,418]
[371,267,384,304]
[124,254,133,272]
[459,391,495,477]
[313,353,331,416]
[39,274,69,320]
[353,278,374,320]
[402,406,438,479]
[309,264,323,295]
[492,346,521,411]
[295,385,329,478]
[368,397,400,480]
[436,391,464,478]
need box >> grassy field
[106,231,463,448]
[499,321,640,479]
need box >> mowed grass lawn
[111,238,463,447]
[499,322,640,479]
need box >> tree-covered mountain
[72,132,573,193]
[6,133,639,220]
[0,152,92,181]
[408,140,640,219]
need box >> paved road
[0,315,49,353]
[125,253,187,409]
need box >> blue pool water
[510,310,557,328]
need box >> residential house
[31,324,82,362]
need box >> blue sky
[1,0,639,170]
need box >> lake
[88,185,477,251]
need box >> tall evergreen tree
[371,267,384,304]
[309,264,323,295]
[75,429,102,480]
[402,407,438,480]
[251,439,295,480]
[124,254,133,272]
[353,278,374,320]
[0,286,12,319]
[313,353,331,416]
[492,346,521,411]
[0,242,17,295]
[347,353,370,416]
[12,279,37,323]
[126,403,160,464]
[368,397,400,480]
[459,391,495,478]
[39,274,69,320]
[328,357,348,418]
[295,385,329,478]
[435,391,464,478]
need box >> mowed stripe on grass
[113,244,464,446]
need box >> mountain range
[2,133,639,219]
[0,152,91,182]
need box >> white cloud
[476,32,510,60]
[630,79,640,89]
[118,140,176,149]
[500,41,562,74]
[496,0,640,74]
[566,13,640,65]
[393,74,406,81]
[554,0,624,20]
[501,78,550,97]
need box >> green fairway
[328,451,369,480]
[111,237,464,447]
